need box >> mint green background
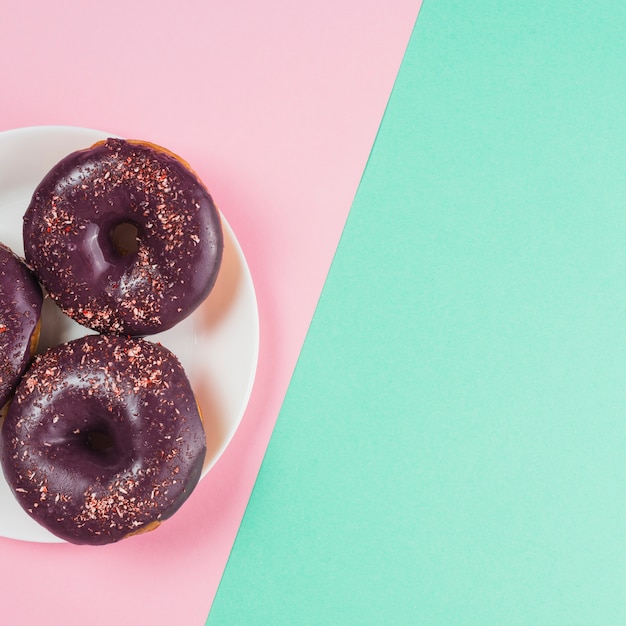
[207,1,626,623]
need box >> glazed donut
[0,243,42,411]
[23,138,224,336]
[0,334,206,545]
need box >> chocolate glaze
[23,139,223,336]
[0,335,206,545]
[0,243,42,408]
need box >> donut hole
[85,429,115,455]
[110,222,140,257]
[74,424,124,469]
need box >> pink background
[0,2,420,623]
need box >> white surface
[0,126,259,542]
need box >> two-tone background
[3,1,626,624]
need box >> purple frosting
[23,139,223,336]
[0,243,42,408]
[0,334,206,545]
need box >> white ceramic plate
[0,126,259,543]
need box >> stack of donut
[0,139,223,545]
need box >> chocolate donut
[0,243,43,411]
[23,138,223,336]
[0,334,206,545]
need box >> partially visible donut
[0,334,206,545]
[0,243,42,411]
[23,138,224,336]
